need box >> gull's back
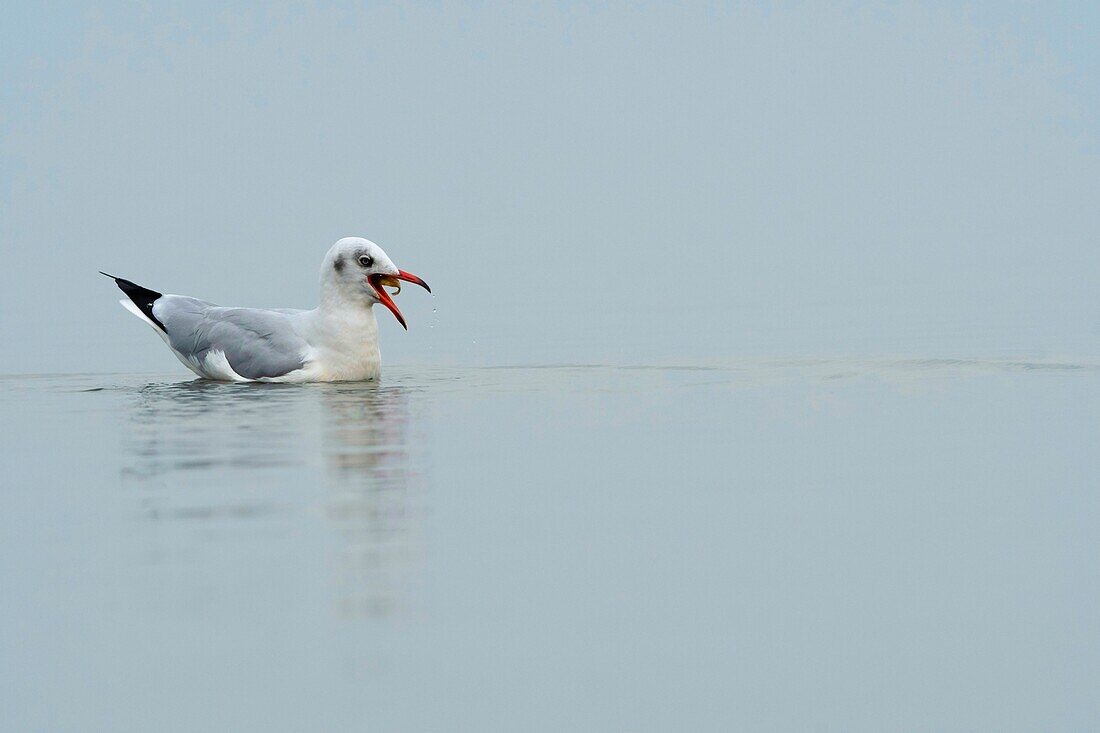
[152,296,311,381]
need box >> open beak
[368,270,431,330]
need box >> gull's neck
[313,283,378,338]
[318,276,368,312]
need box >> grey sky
[2,2,1098,374]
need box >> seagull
[103,237,431,382]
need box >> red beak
[368,270,431,330]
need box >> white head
[320,236,431,329]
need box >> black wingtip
[102,272,167,332]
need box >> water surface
[2,361,1098,731]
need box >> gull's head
[321,236,431,329]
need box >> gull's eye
[357,254,374,268]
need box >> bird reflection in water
[121,377,425,620]
[320,382,423,620]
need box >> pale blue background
[2,1,1098,372]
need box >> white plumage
[105,237,431,382]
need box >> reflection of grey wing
[153,297,308,379]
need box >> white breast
[288,307,383,382]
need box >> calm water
[2,361,1098,731]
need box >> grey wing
[153,296,309,379]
